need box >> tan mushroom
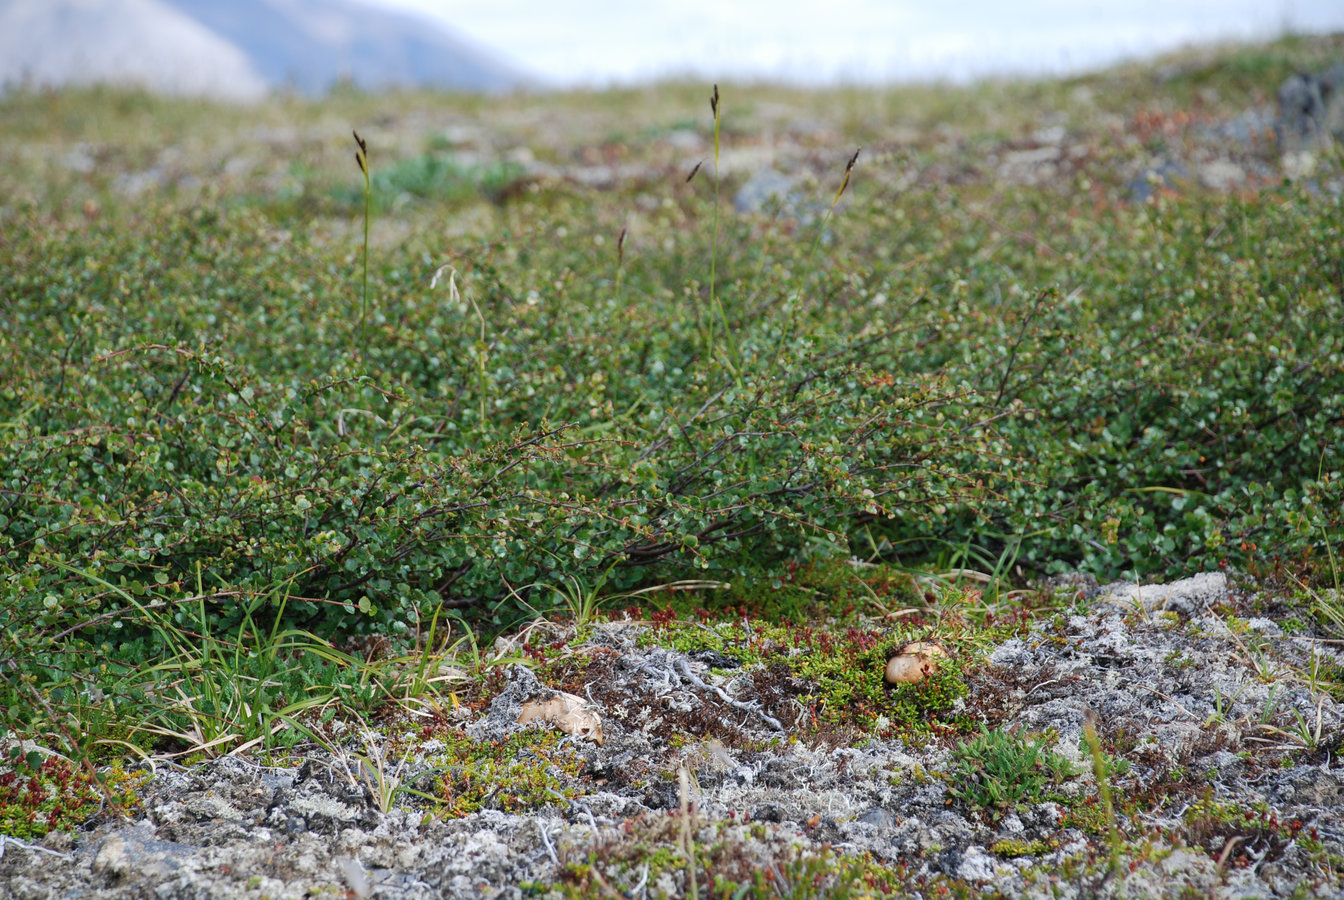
[517,690,605,746]
[883,641,948,685]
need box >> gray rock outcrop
[1275,62,1344,152]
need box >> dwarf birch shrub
[815,182,1344,578]
[0,205,997,659]
[3,61,1343,740]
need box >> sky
[367,0,1344,87]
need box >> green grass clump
[946,726,1079,821]
[348,145,525,211]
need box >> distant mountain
[0,0,530,100]
[0,0,269,100]
[163,0,530,94]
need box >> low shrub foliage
[1,41,1341,759]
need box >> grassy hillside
[1,33,1342,763]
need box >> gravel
[3,573,1342,898]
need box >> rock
[733,169,799,215]
[91,822,193,881]
[956,845,1003,882]
[1283,150,1319,181]
[1198,106,1277,147]
[856,806,895,828]
[663,128,704,152]
[1096,571,1227,616]
[1276,72,1328,151]
[1275,63,1344,153]
[1197,158,1245,191]
[997,145,1062,186]
[987,638,1034,667]
[1129,159,1190,201]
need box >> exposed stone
[1197,158,1245,191]
[3,573,1341,899]
[1275,62,1344,153]
[733,168,800,215]
[1095,571,1228,617]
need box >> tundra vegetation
[0,31,1342,893]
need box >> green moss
[990,838,1051,857]
[634,586,1017,740]
[1059,797,1116,835]
[422,726,587,818]
[0,750,145,839]
[789,631,970,733]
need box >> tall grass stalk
[804,148,860,263]
[705,85,740,381]
[614,226,627,303]
[431,264,489,428]
[678,763,700,900]
[353,130,371,363]
[1083,717,1126,891]
[708,86,721,350]
[1282,521,1343,639]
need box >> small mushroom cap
[884,641,949,685]
[518,691,605,746]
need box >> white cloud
[368,0,1344,85]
